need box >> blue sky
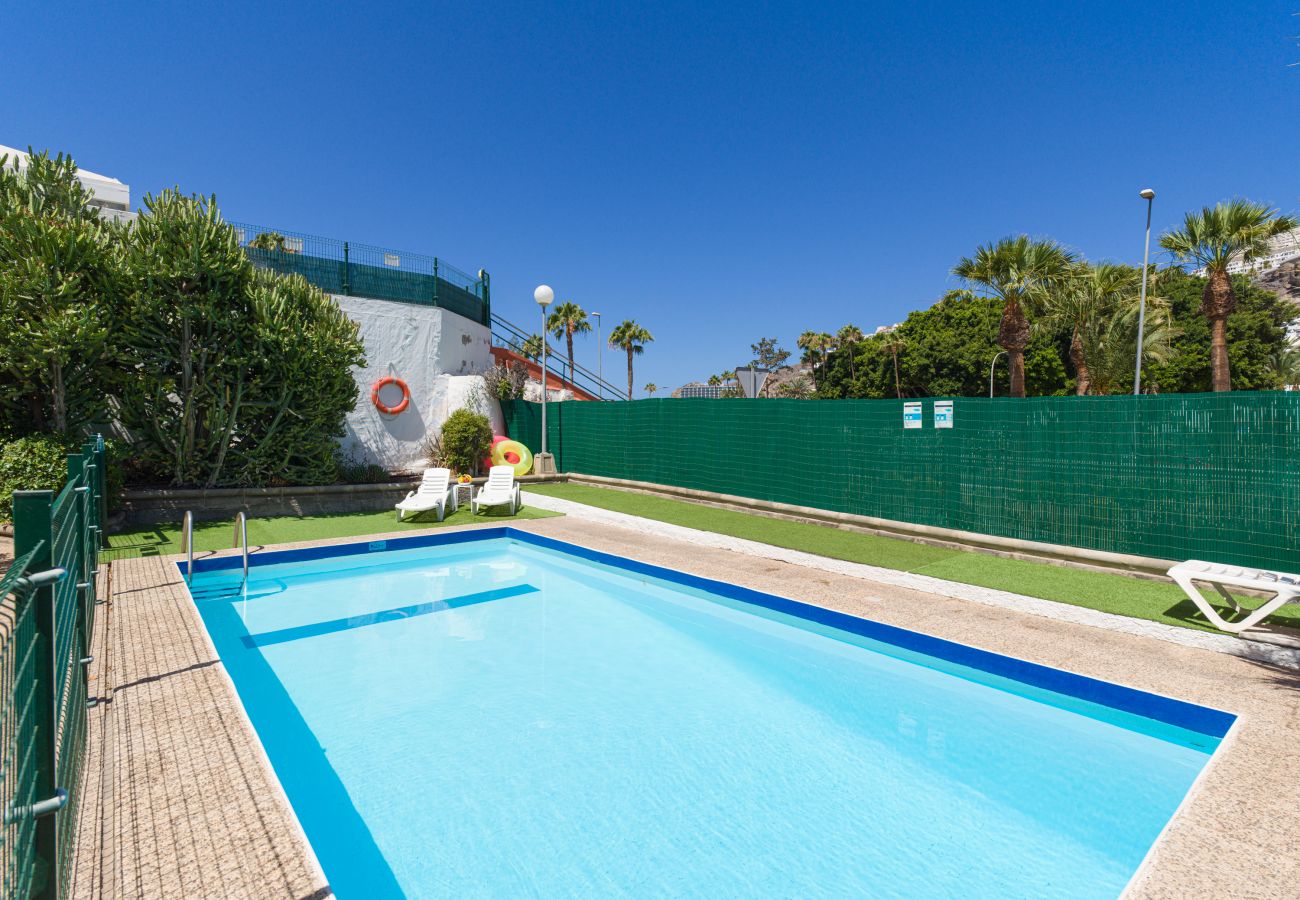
[5,2,1298,394]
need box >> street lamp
[534,284,555,474]
[591,311,603,400]
[1134,188,1156,395]
[989,351,1007,398]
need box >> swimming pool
[184,528,1233,899]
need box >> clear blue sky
[5,2,1298,394]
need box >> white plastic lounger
[471,465,521,516]
[396,468,456,522]
[1168,560,1300,634]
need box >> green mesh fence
[501,394,1300,571]
[5,437,105,899]
[233,222,490,325]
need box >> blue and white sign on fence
[903,402,923,429]
[934,400,954,429]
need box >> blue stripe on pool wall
[183,526,513,575]
[500,529,1238,741]
[240,583,538,648]
[179,524,1237,741]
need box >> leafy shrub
[439,409,492,475]
[0,434,72,522]
[116,192,365,487]
[336,450,390,484]
[482,362,529,400]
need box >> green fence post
[432,258,440,308]
[480,269,491,326]
[66,452,95,659]
[13,490,59,900]
[93,438,107,547]
[342,242,351,296]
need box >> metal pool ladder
[182,510,194,583]
[181,510,250,584]
[233,511,249,581]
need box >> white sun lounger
[1168,560,1300,634]
[396,468,456,522]
[471,466,522,516]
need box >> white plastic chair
[1168,559,1300,634]
[396,468,456,522]
[471,466,522,516]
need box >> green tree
[1077,298,1178,395]
[879,332,907,398]
[439,408,493,475]
[1036,263,1141,395]
[797,331,825,390]
[519,333,549,361]
[750,337,791,397]
[836,325,863,388]
[1160,200,1297,391]
[953,236,1078,397]
[117,190,364,486]
[644,382,658,396]
[817,293,1068,398]
[609,320,653,399]
[0,149,127,435]
[1144,268,1291,393]
[546,301,591,380]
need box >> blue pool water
[187,531,1228,899]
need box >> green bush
[116,191,365,487]
[439,409,492,475]
[0,434,72,522]
[336,450,390,484]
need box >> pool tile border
[183,525,1236,740]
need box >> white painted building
[0,143,135,221]
[333,295,502,472]
[1191,227,1300,277]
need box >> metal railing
[4,437,106,899]
[233,512,249,581]
[182,510,194,583]
[231,221,492,326]
[490,313,629,401]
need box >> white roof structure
[0,143,131,214]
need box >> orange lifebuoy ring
[371,376,411,415]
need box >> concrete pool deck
[72,514,1300,899]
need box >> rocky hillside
[1255,257,1300,309]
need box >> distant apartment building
[1,143,135,222]
[673,382,724,398]
[1192,227,1300,277]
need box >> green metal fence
[232,222,491,325]
[501,394,1300,571]
[2,437,105,900]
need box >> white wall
[335,295,499,471]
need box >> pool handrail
[182,510,194,583]
[233,511,249,581]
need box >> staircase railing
[490,313,629,401]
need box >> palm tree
[546,301,591,382]
[837,324,864,388]
[952,235,1077,398]
[797,331,822,389]
[718,368,740,397]
[707,374,722,386]
[1036,263,1140,395]
[609,320,653,399]
[644,382,658,396]
[1079,299,1178,394]
[519,333,548,362]
[1159,200,1297,391]
[879,332,907,399]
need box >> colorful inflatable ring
[491,438,534,477]
[370,376,410,415]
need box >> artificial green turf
[104,504,560,562]
[523,482,1298,633]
